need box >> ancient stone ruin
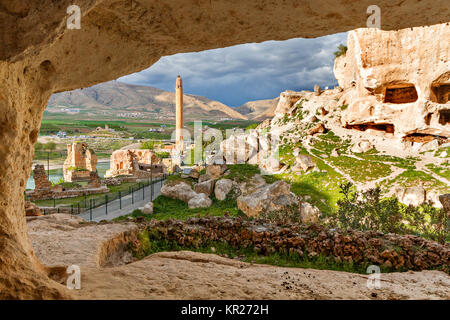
[63,142,98,182]
[33,165,52,190]
[105,149,164,178]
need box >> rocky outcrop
[205,164,228,180]
[299,202,320,224]
[293,155,316,172]
[394,186,427,207]
[335,24,450,141]
[142,202,154,215]
[237,181,297,217]
[25,201,42,217]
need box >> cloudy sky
[119,32,348,107]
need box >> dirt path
[28,215,450,300]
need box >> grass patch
[327,156,392,182]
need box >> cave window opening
[438,109,450,125]
[431,84,450,104]
[424,113,432,125]
[403,133,448,145]
[345,122,395,133]
[384,84,418,103]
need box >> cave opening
[403,133,448,144]
[438,109,450,125]
[345,122,395,133]
[431,84,450,104]
[384,84,418,103]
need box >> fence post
[71,205,73,215]
[78,202,80,214]
[90,199,92,222]
[119,191,122,210]
[131,187,134,204]
[142,183,145,200]
[105,194,108,215]
[53,198,56,208]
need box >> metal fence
[40,173,169,221]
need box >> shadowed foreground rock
[1,0,449,299]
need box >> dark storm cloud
[118,32,348,106]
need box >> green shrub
[334,44,348,58]
[330,182,449,243]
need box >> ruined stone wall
[33,165,52,190]
[105,149,160,178]
[63,142,97,182]
[145,217,449,272]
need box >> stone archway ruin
[1,0,449,299]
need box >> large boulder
[188,193,212,209]
[294,155,315,172]
[161,181,197,203]
[206,164,228,180]
[307,123,326,135]
[237,181,297,217]
[214,179,234,200]
[194,179,215,196]
[298,202,320,223]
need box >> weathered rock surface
[439,194,450,215]
[214,179,234,201]
[395,186,427,207]
[188,193,213,209]
[335,24,450,140]
[237,181,297,217]
[25,201,42,217]
[239,174,267,196]
[351,140,373,153]
[189,169,200,179]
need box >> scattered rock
[25,201,42,217]
[351,140,372,153]
[294,155,315,172]
[395,186,427,207]
[189,169,200,179]
[194,179,215,196]
[237,181,297,217]
[307,123,326,135]
[206,164,228,180]
[298,202,320,223]
[331,148,340,157]
[142,202,154,215]
[161,182,197,203]
[214,179,234,201]
[239,174,266,195]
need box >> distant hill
[234,97,279,120]
[46,81,247,121]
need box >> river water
[26,161,110,190]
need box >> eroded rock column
[0,61,70,299]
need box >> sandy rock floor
[28,215,450,300]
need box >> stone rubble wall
[145,216,449,272]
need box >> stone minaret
[176,75,183,151]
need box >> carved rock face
[335,24,450,142]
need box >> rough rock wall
[0,0,449,299]
[334,24,450,139]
